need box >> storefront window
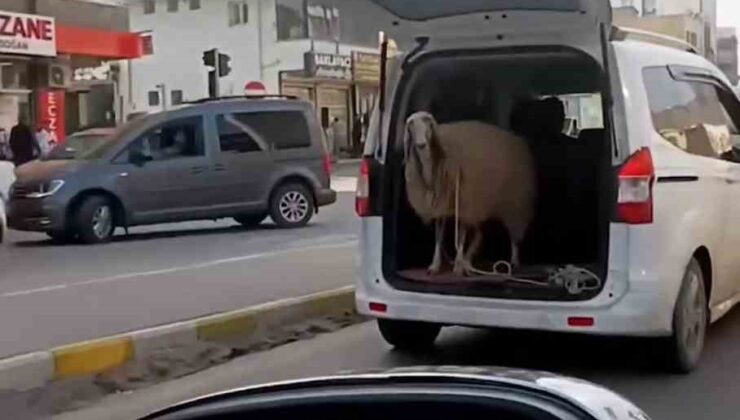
[276,0,307,40]
[0,60,30,91]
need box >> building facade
[0,0,142,141]
[611,0,717,61]
[717,27,739,86]
[127,0,388,157]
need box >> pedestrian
[35,119,54,157]
[9,118,39,167]
[0,127,11,161]
[351,114,363,156]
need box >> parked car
[44,127,116,161]
[356,0,740,373]
[8,96,335,244]
[141,368,651,420]
[0,160,13,243]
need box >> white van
[355,0,740,373]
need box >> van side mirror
[129,149,152,166]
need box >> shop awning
[56,25,142,59]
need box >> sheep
[404,111,537,276]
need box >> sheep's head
[404,111,438,188]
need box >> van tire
[659,258,708,373]
[234,213,267,227]
[269,183,314,228]
[74,196,115,244]
[377,319,441,350]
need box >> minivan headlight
[27,180,65,199]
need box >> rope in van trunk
[453,170,602,295]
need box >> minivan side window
[216,114,268,154]
[233,111,311,150]
[116,116,205,163]
[643,67,738,160]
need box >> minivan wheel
[659,257,708,373]
[234,213,267,227]
[74,196,115,244]
[377,319,442,351]
[269,183,314,228]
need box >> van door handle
[213,164,225,172]
[190,166,207,175]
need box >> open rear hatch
[370,0,617,301]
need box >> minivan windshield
[78,117,150,161]
[370,0,580,21]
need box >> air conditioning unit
[48,64,70,88]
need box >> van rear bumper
[316,188,337,207]
[355,280,674,337]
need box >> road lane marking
[2,284,68,297]
[0,239,358,298]
[331,176,357,193]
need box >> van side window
[116,116,205,163]
[643,67,738,159]
[216,114,267,154]
[232,111,311,150]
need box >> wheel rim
[278,191,309,223]
[92,205,113,239]
[680,270,706,360]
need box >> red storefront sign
[37,89,66,145]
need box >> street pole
[214,49,220,98]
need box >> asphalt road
[64,307,740,420]
[0,165,359,357]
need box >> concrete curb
[0,286,356,392]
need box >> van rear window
[230,111,311,150]
[370,0,581,21]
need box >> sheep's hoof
[427,264,442,276]
[453,261,468,277]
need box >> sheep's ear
[403,125,412,161]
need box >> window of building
[276,0,306,40]
[141,33,154,55]
[216,114,267,153]
[228,1,248,26]
[307,4,340,40]
[167,0,178,12]
[148,91,160,106]
[143,0,155,14]
[120,117,205,163]
[171,90,183,105]
[189,0,200,10]
[643,66,740,159]
[643,0,657,15]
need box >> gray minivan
[8,97,336,244]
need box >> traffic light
[202,49,217,68]
[218,53,231,77]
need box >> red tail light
[323,153,333,177]
[355,157,371,217]
[617,148,654,225]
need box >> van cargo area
[383,48,614,301]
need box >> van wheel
[234,213,267,227]
[659,258,708,373]
[74,196,115,244]
[377,319,441,351]
[270,183,314,228]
